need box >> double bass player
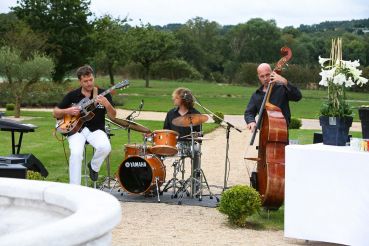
[245,63,302,132]
[244,51,302,209]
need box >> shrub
[233,63,258,85]
[289,117,302,129]
[218,185,261,227]
[223,60,240,83]
[212,111,224,124]
[0,82,70,107]
[119,62,145,79]
[282,64,320,89]
[151,59,203,81]
[6,103,15,111]
[27,170,45,180]
[210,71,226,83]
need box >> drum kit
[102,113,217,204]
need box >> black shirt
[57,87,113,132]
[163,107,202,140]
[244,83,302,125]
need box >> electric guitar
[55,80,129,136]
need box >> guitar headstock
[114,80,130,90]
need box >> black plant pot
[359,107,369,139]
[319,116,353,146]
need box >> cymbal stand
[193,96,242,191]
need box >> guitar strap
[93,86,98,99]
[93,86,98,106]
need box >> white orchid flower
[318,56,331,66]
[357,76,368,86]
[345,77,354,87]
[333,73,346,85]
[349,67,362,78]
[319,77,328,86]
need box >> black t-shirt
[57,87,113,132]
[163,107,202,141]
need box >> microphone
[139,99,144,111]
[183,92,191,102]
[126,100,144,120]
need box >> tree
[90,15,130,85]
[12,0,93,82]
[175,17,224,80]
[1,18,47,59]
[0,47,54,117]
[128,24,178,87]
[226,18,283,64]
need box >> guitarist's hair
[77,65,94,80]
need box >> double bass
[247,47,292,210]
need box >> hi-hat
[172,114,208,127]
[106,117,151,133]
[180,131,203,139]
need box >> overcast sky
[1,0,368,27]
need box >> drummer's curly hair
[173,87,194,109]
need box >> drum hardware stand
[155,176,161,202]
[175,120,218,205]
[162,158,188,198]
[108,177,124,196]
[193,96,242,191]
[176,145,219,205]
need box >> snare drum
[124,144,152,158]
[117,155,166,194]
[150,130,179,156]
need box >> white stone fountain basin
[0,178,121,246]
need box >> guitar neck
[78,80,128,109]
[81,86,115,108]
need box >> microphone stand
[126,100,144,144]
[193,96,242,191]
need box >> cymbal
[172,114,208,127]
[106,117,151,133]
[181,137,212,141]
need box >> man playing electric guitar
[53,65,117,185]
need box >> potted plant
[359,106,369,139]
[318,38,368,146]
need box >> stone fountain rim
[0,178,122,246]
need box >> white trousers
[67,127,111,185]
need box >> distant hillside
[155,18,369,34]
[298,18,369,33]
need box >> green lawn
[91,78,369,121]
[0,111,218,183]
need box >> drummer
[163,87,202,139]
[163,87,202,193]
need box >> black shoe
[87,162,98,181]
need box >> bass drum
[118,155,166,194]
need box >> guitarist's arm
[95,95,117,119]
[53,106,80,119]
